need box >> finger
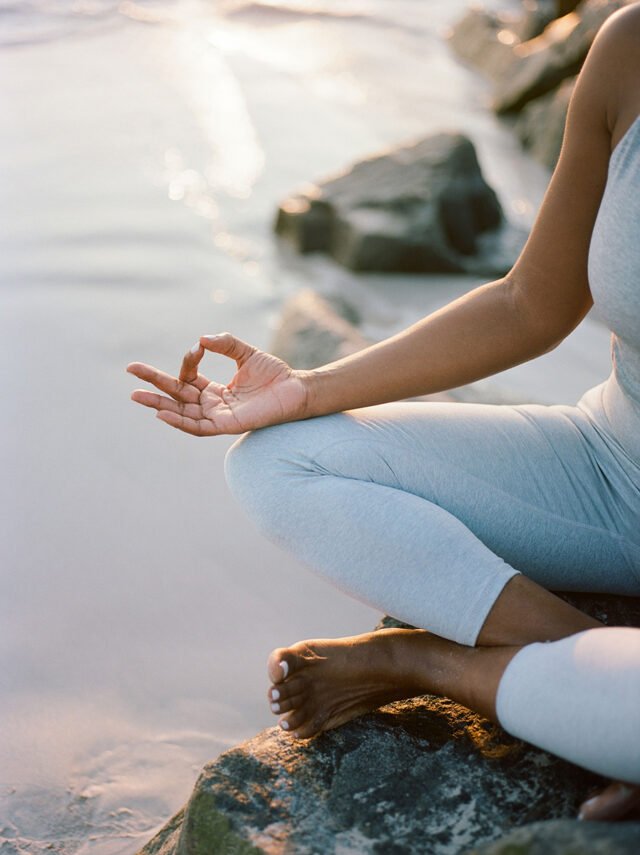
[126,363,199,404]
[179,343,204,384]
[156,410,217,437]
[130,390,202,419]
[199,332,257,368]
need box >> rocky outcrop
[270,289,369,370]
[138,696,603,855]
[492,0,626,115]
[469,819,640,854]
[449,0,632,168]
[274,133,526,276]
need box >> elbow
[503,271,593,360]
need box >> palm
[128,335,309,436]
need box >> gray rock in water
[275,134,525,277]
[138,697,603,855]
[271,289,369,370]
[467,818,640,854]
[492,0,627,115]
[516,76,575,170]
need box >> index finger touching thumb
[200,332,257,367]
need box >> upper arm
[508,4,640,349]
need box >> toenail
[271,689,280,701]
[271,702,280,713]
[280,660,289,679]
[280,720,289,730]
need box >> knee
[225,426,281,504]
[224,423,304,538]
[224,413,350,537]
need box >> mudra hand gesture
[127,333,309,435]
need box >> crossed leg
[224,401,640,815]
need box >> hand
[127,333,310,436]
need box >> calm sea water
[0,1,557,853]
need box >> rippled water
[0,1,558,853]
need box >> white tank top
[581,114,640,467]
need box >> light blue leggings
[225,398,640,782]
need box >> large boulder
[138,696,603,855]
[492,0,628,115]
[515,76,576,170]
[274,134,526,276]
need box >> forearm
[303,276,558,417]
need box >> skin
[127,4,640,820]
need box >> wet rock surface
[275,133,525,276]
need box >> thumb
[200,332,257,368]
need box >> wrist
[295,369,321,419]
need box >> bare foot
[579,781,640,821]
[265,628,498,739]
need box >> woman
[128,4,640,821]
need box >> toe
[579,781,640,821]
[267,647,303,684]
[289,718,322,740]
[268,677,305,703]
[269,692,305,715]
[278,707,308,734]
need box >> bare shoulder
[579,2,640,145]
[507,4,640,346]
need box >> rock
[448,7,519,81]
[275,134,525,277]
[467,818,640,854]
[512,1,559,42]
[492,0,627,115]
[270,289,369,370]
[138,696,603,855]
[516,76,575,170]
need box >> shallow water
[0,1,606,852]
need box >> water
[0,1,599,853]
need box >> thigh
[251,400,640,594]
